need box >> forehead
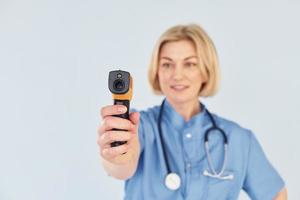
[159,40,197,59]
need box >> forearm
[274,187,287,200]
[101,156,138,180]
[101,138,140,180]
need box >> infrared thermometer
[108,70,133,147]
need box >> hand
[97,105,140,165]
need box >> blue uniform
[125,100,284,200]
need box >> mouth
[170,85,189,92]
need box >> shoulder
[210,113,260,172]
[130,105,160,137]
[210,112,254,142]
[130,105,161,146]
[130,104,160,123]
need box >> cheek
[189,73,204,87]
[158,71,169,84]
[157,72,164,88]
[158,72,170,92]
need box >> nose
[172,66,184,80]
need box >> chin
[167,95,195,105]
[162,88,199,104]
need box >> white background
[0,0,299,199]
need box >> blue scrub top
[124,100,284,200]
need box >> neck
[166,98,201,121]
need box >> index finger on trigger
[100,105,127,118]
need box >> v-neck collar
[162,98,207,132]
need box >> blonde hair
[148,23,220,97]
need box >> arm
[97,105,141,180]
[274,187,288,200]
[242,132,286,199]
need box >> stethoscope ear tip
[221,174,234,180]
[203,170,234,180]
[203,170,210,176]
[225,174,234,180]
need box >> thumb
[129,112,140,126]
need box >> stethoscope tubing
[157,99,231,184]
[157,99,171,173]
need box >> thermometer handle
[110,99,130,147]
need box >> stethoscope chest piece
[165,173,181,190]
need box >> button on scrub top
[124,100,285,200]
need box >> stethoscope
[158,99,234,191]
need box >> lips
[170,85,189,91]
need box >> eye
[184,62,197,67]
[161,62,172,68]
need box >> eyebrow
[160,56,198,61]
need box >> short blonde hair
[148,24,220,97]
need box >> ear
[198,81,207,95]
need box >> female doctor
[97,24,288,200]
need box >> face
[158,39,205,105]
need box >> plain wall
[0,0,299,199]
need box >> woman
[98,24,287,199]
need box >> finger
[101,144,129,159]
[129,112,140,126]
[99,131,132,147]
[100,116,134,132]
[100,105,127,118]
[97,121,106,136]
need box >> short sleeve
[243,132,285,200]
[130,108,145,152]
